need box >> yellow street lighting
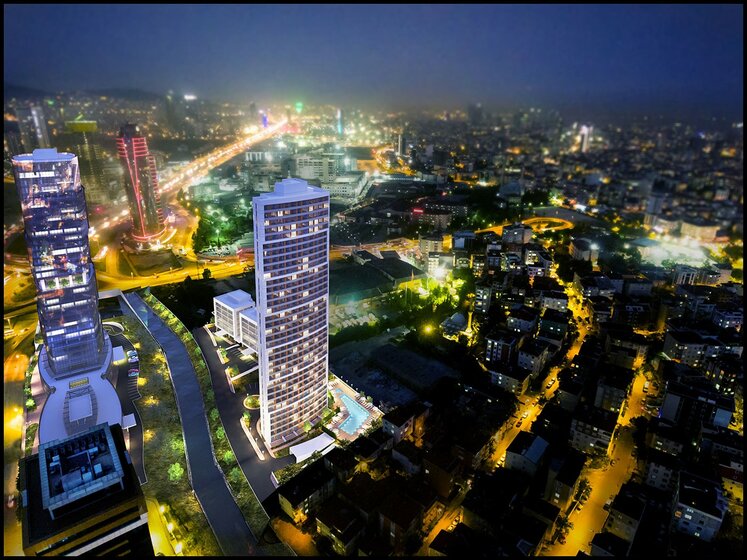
[167,522,174,532]
[174,543,183,554]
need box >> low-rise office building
[19,423,153,556]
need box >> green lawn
[111,313,221,556]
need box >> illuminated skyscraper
[16,105,51,151]
[65,120,108,207]
[13,149,108,376]
[336,108,344,137]
[12,149,120,444]
[579,125,592,153]
[116,124,165,241]
[253,179,330,450]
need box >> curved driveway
[193,326,293,501]
[122,292,257,556]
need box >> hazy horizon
[4,4,743,122]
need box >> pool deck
[327,377,382,443]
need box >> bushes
[273,452,321,486]
[24,423,38,457]
[168,462,185,482]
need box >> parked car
[521,411,529,419]
[128,356,139,364]
[128,371,140,378]
[515,419,523,428]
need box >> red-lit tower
[116,124,165,241]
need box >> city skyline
[3,4,743,121]
[3,4,742,557]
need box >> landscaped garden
[139,290,291,555]
[244,394,260,409]
[111,312,221,556]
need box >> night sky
[4,4,743,118]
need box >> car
[515,420,523,428]
[7,494,16,508]
[128,371,140,378]
[128,356,138,364]
[521,411,529,419]
[126,350,137,358]
[128,368,139,374]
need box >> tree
[168,462,185,482]
[228,466,243,486]
[202,268,212,280]
[222,450,235,464]
[215,426,225,441]
[170,436,185,455]
[210,408,220,423]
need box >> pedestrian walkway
[121,291,258,556]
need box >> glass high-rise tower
[16,105,51,152]
[253,179,330,450]
[65,120,108,207]
[12,149,107,377]
[116,124,165,241]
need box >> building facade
[65,120,108,207]
[254,179,330,449]
[116,124,165,241]
[12,149,108,377]
[16,105,51,152]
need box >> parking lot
[108,329,146,484]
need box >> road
[543,426,637,556]
[193,326,293,502]
[475,216,574,237]
[417,484,470,555]
[3,322,35,556]
[540,275,652,555]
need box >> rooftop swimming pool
[337,390,370,435]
